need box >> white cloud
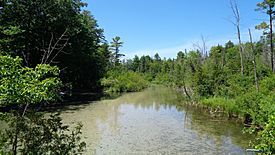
[125,26,263,59]
[125,42,193,59]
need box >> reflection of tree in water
[104,100,121,134]
[108,85,183,110]
[59,100,123,154]
[180,105,253,149]
[59,85,253,154]
[107,85,253,149]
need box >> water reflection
[59,86,253,155]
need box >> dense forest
[0,0,275,154]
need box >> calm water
[59,86,253,155]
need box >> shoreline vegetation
[0,0,275,154]
[102,42,275,153]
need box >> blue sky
[84,0,265,59]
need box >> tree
[110,36,125,66]
[175,51,191,99]
[249,29,259,92]
[193,35,208,60]
[0,0,107,90]
[0,55,85,154]
[139,55,152,73]
[132,55,140,72]
[225,40,234,49]
[256,0,275,72]
[154,53,161,61]
[176,51,185,62]
[184,51,202,95]
[98,43,112,70]
[230,0,245,75]
[60,10,106,90]
[0,0,87,66]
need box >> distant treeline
[1,0,275,153]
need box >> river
[58,86,253,155]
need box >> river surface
[58,86,253,155]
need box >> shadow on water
[42,90,124,113]
[57,85,254,155]
[0,86,254,154]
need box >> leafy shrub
[255,115,275,155]
[235,85,275,129]
[0,55,62,107]
[260,74,275,95]
[101,70,148,92]
[0,55,86,154]
[153,73,173,85]
[226,75,254,98]
[0,112,86,154]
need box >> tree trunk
[269,6,274,72]
[230,0,244,76]
[183,79,191,99]
[237,26,244,76]
[12,115,19,155]
[249,29,259,92]
[221,47,225,67]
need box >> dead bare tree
[200,35,208,58]
[192,35,208,63]
[249,29,259,92]
[230,0,244,76]
[41,29,69,64]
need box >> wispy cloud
[125,42,193,59]
[125,26,263,59]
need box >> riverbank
[174,84,275,153]
[181,99,241,119]
[58,86,253,154]
[182,92,275,129]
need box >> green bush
[260,74,275,95]
[0,112,86,154]
[235,85,275,129]
[101,70,148,93]
[153,73,173,85]
[0,55,86,154]
[226,75,254,98]
[255,115,275,155]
